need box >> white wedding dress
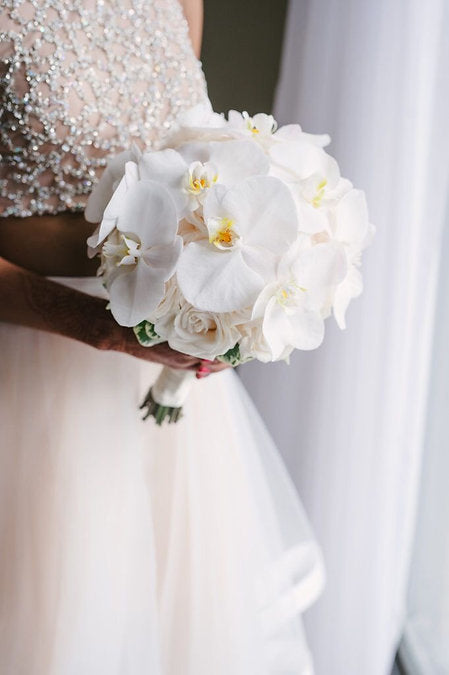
[0,2,324,673]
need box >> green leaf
[217,343,244,367]
[133,320,164,347]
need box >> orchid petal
[138,149,189,218]
[270,141,330,181]
[177,142,211,165]
[241,245,278,284]
[116,180,178,247]
[333,266,363,329]
[252,282,279,320]
[178,140,269,187]
[292,197,330,234]
[208,140,269,184]
[215,176,298,252]
[142,237,183,280]
[177,241,263,312]
[85,149,140,223]
[291,242,347,290]
[263,299,324,358]
[87,162,139,248]
[334,189,370,243]
[108,262,167,327]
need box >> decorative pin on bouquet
[85,102,374,425]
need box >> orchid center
[242,111,277,136]
[186,161,218,196]
[310,178,327,208]
[102,233,142,267]
[209,217,240,250]
[276,281,306,308]
[243,113,259,134]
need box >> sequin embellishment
[0,0,207,217]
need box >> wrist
[92,306,124,352]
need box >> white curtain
[399,203,449,675]
[240,1,449,674]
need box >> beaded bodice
[0,0,207,217]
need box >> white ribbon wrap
[151,367,196,408]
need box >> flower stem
[139,387,183,425]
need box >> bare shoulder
[178,0,203,58]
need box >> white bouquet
[85,101,374,424]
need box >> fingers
[147,343,200,369]
[196,361,211,379]
[126,336,231,373]
[195,358,230,379]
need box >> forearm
[0,256,115,349]
[0,212,98,277]
[0,256,217,370]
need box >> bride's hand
[0,255,230,376]
[112,326,230,374]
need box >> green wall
[201,0,288,115]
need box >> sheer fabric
[0,1,324,672]
[241,0,449,672]
[0,278,324,674]
[401,208,449,673]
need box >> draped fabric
[399,138,449,675]
[0,278,324,675]
[400,205,449,675]
[240,0,449,673]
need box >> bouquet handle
[140,366,196,425]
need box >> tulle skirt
[0,278,324,675]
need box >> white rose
[162,302,240,360]
[147,278,183,337]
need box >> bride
[0,1,324,673]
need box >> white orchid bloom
[237,318,286,363]
[226,110,279,151]
[183,161,218,202]
[138,140,269,220]
[99,180,182,327]
[330,189,375,328]
[228,110,277,137]
[270,141,352,234]
[86,160,140,255]
[226,112,330,154]
[84,144,142,225]
[252,239,347,359]
[177,176,299,312]
[253,281,324,359]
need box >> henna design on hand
[20,271,115,350]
